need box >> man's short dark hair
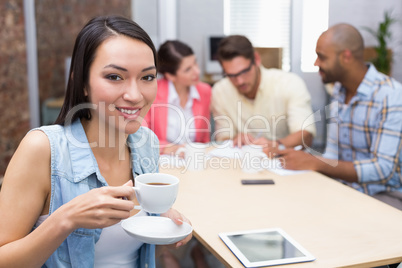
[217,35,255,63]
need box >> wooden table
[160,158,402,268]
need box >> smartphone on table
[241,179,275,185]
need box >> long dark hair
[55,15,157,125]
[157,40,194,76]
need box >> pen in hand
[293,145,303,151]
[278,144,303,151]
[276,144,303,158]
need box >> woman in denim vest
[0,15,192,267]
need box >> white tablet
[219,228,315,267]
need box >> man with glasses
[211,35,316,156]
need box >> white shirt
[166,81,200,144]
[94,209,147,268]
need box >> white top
[166,81,200,144]
[35,210,147,267]
[94,209,147,268]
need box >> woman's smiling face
[86,35,157,135]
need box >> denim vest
[32,119,159,268]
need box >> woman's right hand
[59,180,136,231]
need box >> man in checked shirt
[278,23,402,210]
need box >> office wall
[133,0,225,73]
[329,0,402,82]
[35,0,131,105]
[177,0,224,76]
[0,0,29,177]
[131,0,159,45]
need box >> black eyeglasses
[223,61,254,79]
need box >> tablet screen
[219,228,315,267]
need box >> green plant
[362,10,397,75]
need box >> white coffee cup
[133,173,179,214]
[176,142,208,171]
[240,145,268,173]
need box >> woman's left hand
[161,208,192,248]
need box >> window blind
[224,0,291,71]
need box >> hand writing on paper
[232,132,255,147]
[277,148,316,171]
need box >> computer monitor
[204,36,225,74]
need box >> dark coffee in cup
[147,182,170,186]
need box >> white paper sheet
[208,142,310,175]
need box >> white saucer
[121,216,193,245]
